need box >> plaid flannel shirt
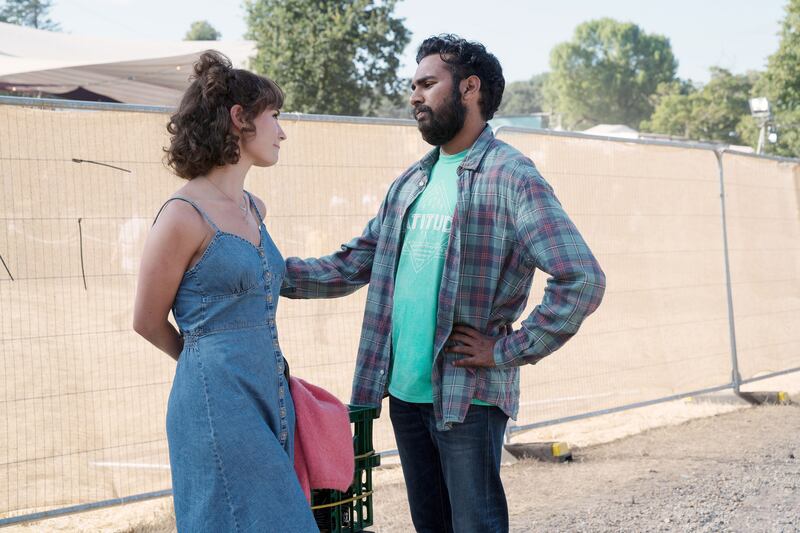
[281,125,605,430]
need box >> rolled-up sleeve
[493,165,605,367]
[281,200,385,299]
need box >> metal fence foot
[504,442,572,463]
[735,391,792,405]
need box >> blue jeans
[389,396,509,533]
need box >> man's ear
[461,75,482,104]
[230,104,246,131]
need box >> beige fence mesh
[720,153,800,382]
[1,103,798,518]
[494,129,735,427]
[0,104,434,517]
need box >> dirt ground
[6,382,798,533]
[373,402,800,533]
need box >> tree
[639,80,694,137]
[184,20,221,41]
[546,18,676,130]
[497,73,548,116]
[642,68,756,144]
[0,0,60,30]
[368,88,413,119]
[245,0,410,116]
[743,0,800,157]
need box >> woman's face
[242,107,287,168]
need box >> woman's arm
[133,201,207,361]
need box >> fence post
[715,149,742,393]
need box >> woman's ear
[230,104,246,131]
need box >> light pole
[748,97,772,154]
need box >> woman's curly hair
[164,50,284,180]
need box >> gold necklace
[206,178,248,218]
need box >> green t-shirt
[389,148,491,406]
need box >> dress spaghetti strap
[244,190,264,222]
[153,196,220,232]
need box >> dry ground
[373,402,800,533]
[6,394,797,533]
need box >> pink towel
[290,376,355,502]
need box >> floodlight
[768,132,778,144]
[748,97,770,116]
[749,97,774,154]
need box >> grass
[120,504,175,533]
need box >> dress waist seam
[183,323,272,339]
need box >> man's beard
[414,84,466,146]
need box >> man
[282,34,605,533]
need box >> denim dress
[157,194,318,532]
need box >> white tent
[0,22,255,106]
[582,124,640,139]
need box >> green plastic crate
[311,405,380,533]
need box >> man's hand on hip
[446,325,500,368]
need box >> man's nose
[410,88,423,108]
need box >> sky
[49,0,788,83]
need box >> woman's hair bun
[193,50,233,101]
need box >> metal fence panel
[720,152,800,383]
[2,98,799,523]
[0,101,427,519]
[494,129,734,429]
[2,103,180,519]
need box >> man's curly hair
[164,50,284,180]
[416,34,505,120]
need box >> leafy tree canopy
[546,18,676,129]
[0,0,60,30]
[497,73,548,116]
[185,20,221,41]
[642,68,757,145]
[245,0,410,116]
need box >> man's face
[410,54,467,146]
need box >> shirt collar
[460,124,494,171]
[417,124,495,174]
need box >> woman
[133,51,318,532]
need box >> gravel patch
[374,404,800,532]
